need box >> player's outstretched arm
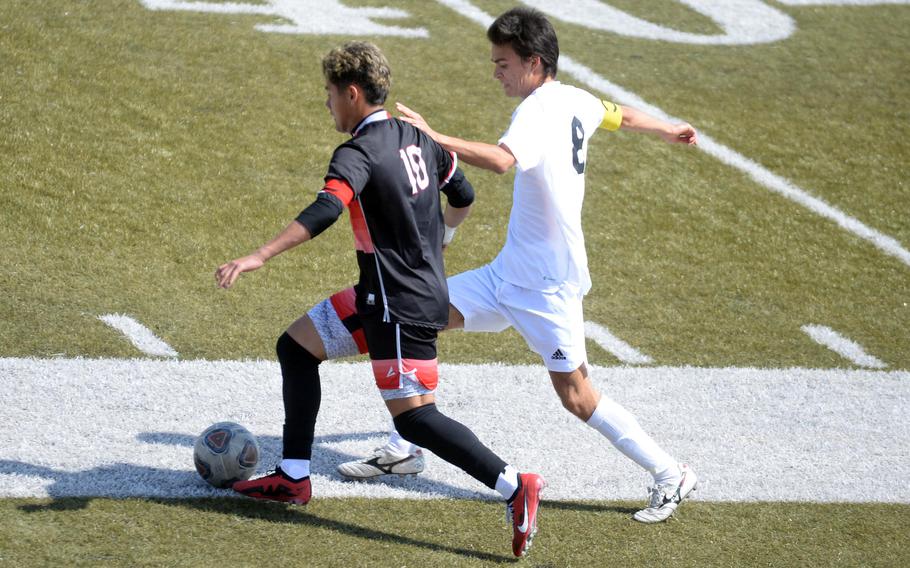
[620,105,698,146]
[215,220,312,289]
[397,102,516,174]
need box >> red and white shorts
[307,288,439,401]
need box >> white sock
[586,396,680,485]
[653,463,682,487]
[387,427,421,456]
[495,465,520,501]
[279,458,310,480]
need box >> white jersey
[492,81,605,294]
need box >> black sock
[276,332,321,460]
[393,403,507,489]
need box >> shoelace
[646,485,671,508]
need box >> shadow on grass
[13,495,516,564]
[542,499,638,516]
[167,498,517,564]
[2,425,514,564]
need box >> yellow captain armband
[599,99,623,131]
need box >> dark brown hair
[322,41,391,105]
[487,7,559,78]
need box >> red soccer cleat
[232,467,311,505]
[506,472,546,557]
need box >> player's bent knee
[392,403,438,445]
[285,315,328,361]
[276,331,321,370]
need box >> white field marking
[98,314,178,358]
[522,0,795,45]
[2,357,908,503]
[584,321,653,365]
[436,0,910,269]
[558,61,910,270]
[138,0,428,38]
[779,0,910,5]
[801,324,887,369]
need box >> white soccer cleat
[337,446,425,479]
[633,463,698,523]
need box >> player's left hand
[662,123,698,146]
[215,254,265,289]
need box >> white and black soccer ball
[193,422,260,488]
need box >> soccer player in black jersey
[215,41,544,558]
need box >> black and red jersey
[296,110,474,329]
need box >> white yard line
[802,324,887,369]
[434,0,910,269]
[584,321,653,365]
[1,357,907,503]
[98,314,178,358]
[559,56,910,269]
[778,1,910,5]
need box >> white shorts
[448,264,587,372]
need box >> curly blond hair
[322,41,391,105]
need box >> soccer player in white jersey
[336,7,699,523]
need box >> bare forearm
[396,101,516,173]
[620,106,672,136]
[256,220,312,261]
[444,204,471,229]
[216,220,312,289]
[435,134,515,174]
[620,105,698,145]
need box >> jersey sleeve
[325,143,371,196]
[431,142,458,188]
[498,98,546,171]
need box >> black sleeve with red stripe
[295,192,344,238]
[295,178,355,237]
[440,168,474,208]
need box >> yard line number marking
[435,0,910,269]
[135,0,910,269]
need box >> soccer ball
[193,421,260,488]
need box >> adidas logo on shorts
[551,349,567,361]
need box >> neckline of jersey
[351,109,392,137]
[530,80,561,97]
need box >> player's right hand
[396,102,439,140]
[215,254,265,289]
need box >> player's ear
[346,83,360,103]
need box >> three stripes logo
[551,349,567,361]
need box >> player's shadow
[138,429,494,501]
[1,430,492,504]
[162,497,516,563]
[542,499,638,516]
[1,430,512,562]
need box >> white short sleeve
[498,98,546,171]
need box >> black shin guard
[393,403,506,489]
[276,332,321,460]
